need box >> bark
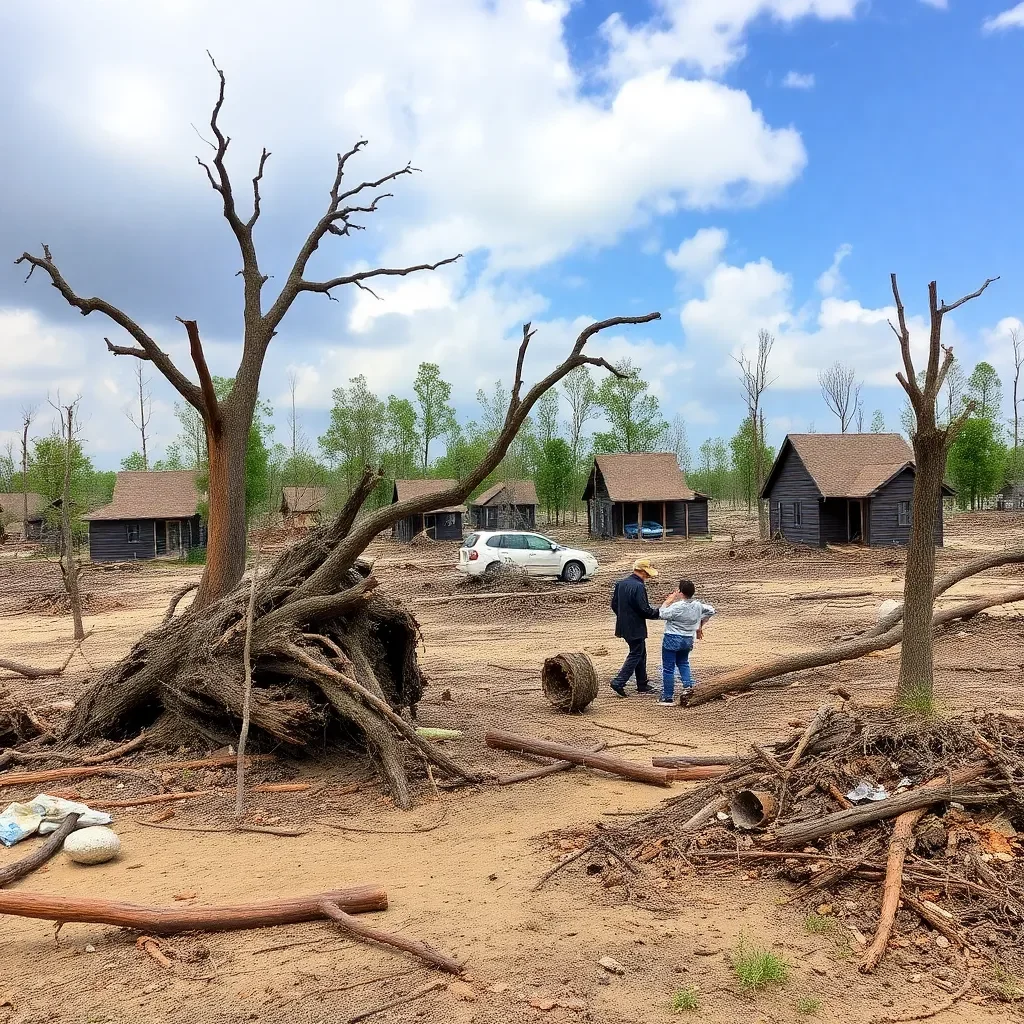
[58,404,85,641]
[0,814,80,888]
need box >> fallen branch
[664,766,729,782]
[348,979,447,1024]
[91,791,214,810]
[497,743,605,785]
[0,813,81,888]
[652,754,738,768]
[678,796,729,834]
[868,975,972,1023]
[786,705,830,773]
[319,901,463,974]
[253,783,312,793]
[533,841,599,891]
[750,744,787,778]
[0,631,93,680]
[0,886,387,934]
[134,820,306,837]
[790,590,871,601]
[485,730,672,787]
[901,893,965,949]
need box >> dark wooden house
[760,433,954,548]
[468,480,538,530]
[280,486,327,529]
[391,479,465,542]
[582,453,709,539]
[0,492,47,541]
[85,471,204,561]
[996,482,1024,511]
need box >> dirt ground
[1,509,1024,1024]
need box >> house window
[793,502,802,526]
[897,501,911,527]
[126,523,140,543]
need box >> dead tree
[17,54,461,612]
[733,329,775,538]
[1012,326,1022,452]
[125,362,153,468]
[888,273,996,711]
[20,405,35,540]
[818,362,862,433]
[53,399,85,641]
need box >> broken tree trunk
[485,729,672,787]
[0,886,387,934]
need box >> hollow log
[484,729,671,787]
[0,886,387,934]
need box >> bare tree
[733,328,775,538]
[287,370,306,457]
[17,54,460,612]
[1012,326,1023,451]
[125,362,153,468]
[51,397,85,641]
[855,400,864,433]
[818,362,862,432]
[19,405,35,540]
[888,273,997,712]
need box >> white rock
[64,826,121,865]
[598,956,625,975]
[877,599,901,623]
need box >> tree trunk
[60,406,85,642]
[896,428,945,712]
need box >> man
[609,558,662,697]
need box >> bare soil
[1,508,1023,1024]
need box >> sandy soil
[1,509,1023,1024]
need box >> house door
[847,501,862,543]
[166,520,181,555]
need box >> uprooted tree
[14,55,659,806]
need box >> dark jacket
[611,573,660,640]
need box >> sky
[1,0,1023,470]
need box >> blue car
[624,521,664,539]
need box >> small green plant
[797,997,821,1015]
[731,939,789,991]
[184,546,207,565]
[671,986,699,1012]
[991,965,1024,1002]
[803,912,835,936]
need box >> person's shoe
[657,698,675,706]
[636,685,656,696]
[610,682,627,698]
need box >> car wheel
[562,560,585,583]
[483,560,503,577]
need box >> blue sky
[1,0,1022,470]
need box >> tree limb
[296,257,462,300]
[889,273,920,405]
[937,277,999,316]
[175,318,220,426]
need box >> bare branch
[889,273,921,406]
[296,255,463,299]
[937,277,1000,316]
[818,361,861,432]
[509,323,537,408]
[246,148,272,230]
[175,318,221,428]
[104,337,150,360]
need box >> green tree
[870,410,885,433]
[730,418,774,512]
[947,417,1006,509]
[383,397,420,481]
[592,360,667,453]
[432,420,490,482]
[535,390,561,447]
[27,433,98,540]
[121,451,147,471]
[318,375,387,498]
[967,361,1004,422]
[413,363,456,472]
[535,437,574,524]
[561,365,597,521]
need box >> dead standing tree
[13,54,659,806]
[818,361,862,433]
[734,328,775,538]
[126,362,153,469]
[52,398,85,642]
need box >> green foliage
[671,986,700,1012]
[870,410,885,433]
[731,940,789,991]
[383,395,421,483]
[319,374,388,503]
[967,360,1003,421]
[535,390,561,447]
[592,359,667,454]
[535,438,575,523]
[120,451,147,471]
[730,417,774,512]
[690,437,730,500]
[948,417,1006,509]
[802,913,835,936]
[413,362,456,471]
[431,421,491,482]
[797,997,822,1015]
[184,545,207,565]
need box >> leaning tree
[15,57,659,805]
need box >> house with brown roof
[760,433,955,547]
[390,479,466,542]
[0,492,48,541]
[280,486,327,529]
[468,479,538,531]
[581,453,709,540]
[84,471,204,561]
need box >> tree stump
[542,653,599,713]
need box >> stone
[64,826,121,865]
[935,936,951,949]
[877,599,901,623]
[598,956,625,975]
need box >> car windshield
[463,533,479,548]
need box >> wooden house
[0,492,48,541]
[582,453,709,539]
[468,480,538,530]
[390,479,465,542]
[996,481,1024,511]
[280,486,327,529]
[760,433,954,547]
[85,471,204,561]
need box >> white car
[458,530,598,583]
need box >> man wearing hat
[609,558,662,697]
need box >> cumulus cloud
[816,243,853,297]
[782,71,816,90]
[983,3,1024,31]
[665,228,729,280]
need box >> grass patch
[991,965,1024,1002]
[895,680,937,717]
[671,986,699,1012]
[803,912,835,936]
[731,939,789,991]
[797,997,822,1015]
[184,546,207,565]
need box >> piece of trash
[846,781,889,803]
[895,777,912,790]
[414,727,463,741]
[0,795,112,847]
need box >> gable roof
[0,492,46,520]
[85,471,202,521]
[392,479,466,514]
[470,479,539,508]
[281,486,326,515]
[582,453,705,502]
[761,433,955,499]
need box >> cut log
[664,766,729,781]
[0,886,387,934]
[0,814,81,888]
[790,590,871,602]
[541,653,599,714]
[484,730,672,787]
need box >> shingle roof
[767,433,917,499]
[584,453,704,502]
[281,486,326,515]
[470,480,539,507]
[0,492,46,520]
[85,471,201,521]
[392,479,467,514]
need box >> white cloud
[601,0,859,80]
[665,227,729,280]
[782,71,816,90]
[816,242,853,296]
[983,3,1024,31]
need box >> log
[651,754,738,768]
[497,743,605,785]
[790,590,871,602]
[769,763,992,848]
[484,730,672,787]
[665,766,729,781]
[0,886,387,935]
[319,901,463,974]
[414,590,582,605]
[786,706,830,773]
[0,813,81,888]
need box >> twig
[347,979,446,1024]
[253,783,312,793]
[533,841,599,891]
[137,935,174,969]
[92,791,214,810]
[750,743,786,777]
[134,821,306,837]
[319,810,448,836]
[308,967,419,998]
[497,743,605,785]
[0,813,80,888]
[786,705,829,773]
[868,975,971,1023]
[901,893,966,949]
[678,796,729,834]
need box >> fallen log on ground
[790,590,871,601]
[0,886,388,934]
[690,586,1024,705]
[651,754,738,768]
[0,814,80,888]
[0,631,93,681]
[485,729,671,787]
[497,743,605,785]
[664,766,729,782]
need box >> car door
[525,533,560,575]
[500,533,531,572]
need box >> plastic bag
[846,781,889,803]
[0,794,113,847]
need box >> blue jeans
[661,634,694,700]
